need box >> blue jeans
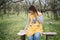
[28,32,40,40]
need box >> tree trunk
[53,11,58,20]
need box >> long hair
[29,5,38,15]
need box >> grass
[0,12,60,40]
[0,13,27,40]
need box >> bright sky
[13,0,47,6]
[29,0,47,6]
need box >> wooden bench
[17,30,57,40]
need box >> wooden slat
[42,32,57,35]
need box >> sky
[12,0,47,6]
[27,0,47,6]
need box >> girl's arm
[36,12,44,24]
[24,14,30,30]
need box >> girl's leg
[28,35,33,40]
[34,32,40,40]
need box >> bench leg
[46,35,49,40]
[20,35,26,40]
[46,35,57,40]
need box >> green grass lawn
[0,13,60,40]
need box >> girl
[25,5,43,40]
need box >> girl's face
[29,10,34,13]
